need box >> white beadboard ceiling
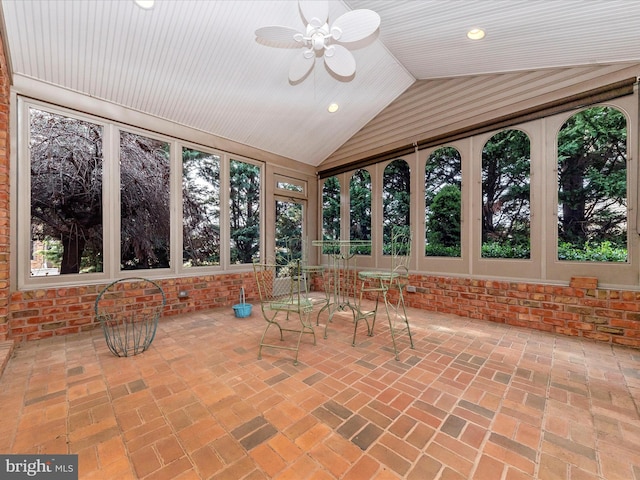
[2,0,640,166]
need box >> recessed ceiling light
[134,0,155,9]
[467,28,485,40]
[328,103,339,113]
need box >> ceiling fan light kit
[256,0,380,83]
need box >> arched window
[322,176,341,254]
[425,147,461,257]
[350,169,371,255]
[383,159,410,254]
[481,130,531,259]
[557,106,627,262]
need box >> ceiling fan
[255,0,381,82]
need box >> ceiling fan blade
[299,0,328,28]
[255,25,303,46]
[330,10,381,43]
[289,50,315,82]
[324,44,356,78]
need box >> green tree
[425,147,462,205]
[426,185,461,257]
[30,109,104,274]
[322,176,340,240]
[349,169,371,254]
[182,148,220,266]
[482,129,531,258]
[557,106,627,256]
[383,159,410,249]
[425,147,462,257]
[229,160,260,264]
[350,169,371,241]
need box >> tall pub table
[312,239,372,342]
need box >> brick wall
[317,270,640,349]
[0,35,10,341]
[398,274,640,349]
[9,273,256,342]
[9,268,640,348]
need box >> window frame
[382,159,411,252]
[545,99,638,284]
[274,174,307,199]
[555,105,629,263]
[118,127,173,274]
[17,98,113,288]
[480,127,532,260]
[418,141,469,275]
[227,156,264,267]
[349,168,372,256]
[15,97,266,289]
[424,145,463,259]
[335,97,637,287]
[179,142,223,271]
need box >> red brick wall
[9,273,257,342]
[400,274,640,349]
[9,268,640,348]
[315,269,640,349]
[0,35,10,341]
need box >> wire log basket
[94,277,166,357]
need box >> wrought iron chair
[354,228,414,360]
[253,260,317,365]
[94,277,166,357]
[276,237,330,325]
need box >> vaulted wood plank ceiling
[2,0,640,166]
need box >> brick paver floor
[1,301,639,479]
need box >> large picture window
[29,108,104,276]
[182,147,220,267]
[119,131,171,270]
[229,159,261,264]
[19,100,265,286]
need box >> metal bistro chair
[253,260,316,365]
[94,277,166,357]
[354,228,415,360]
[276,237,330,326]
